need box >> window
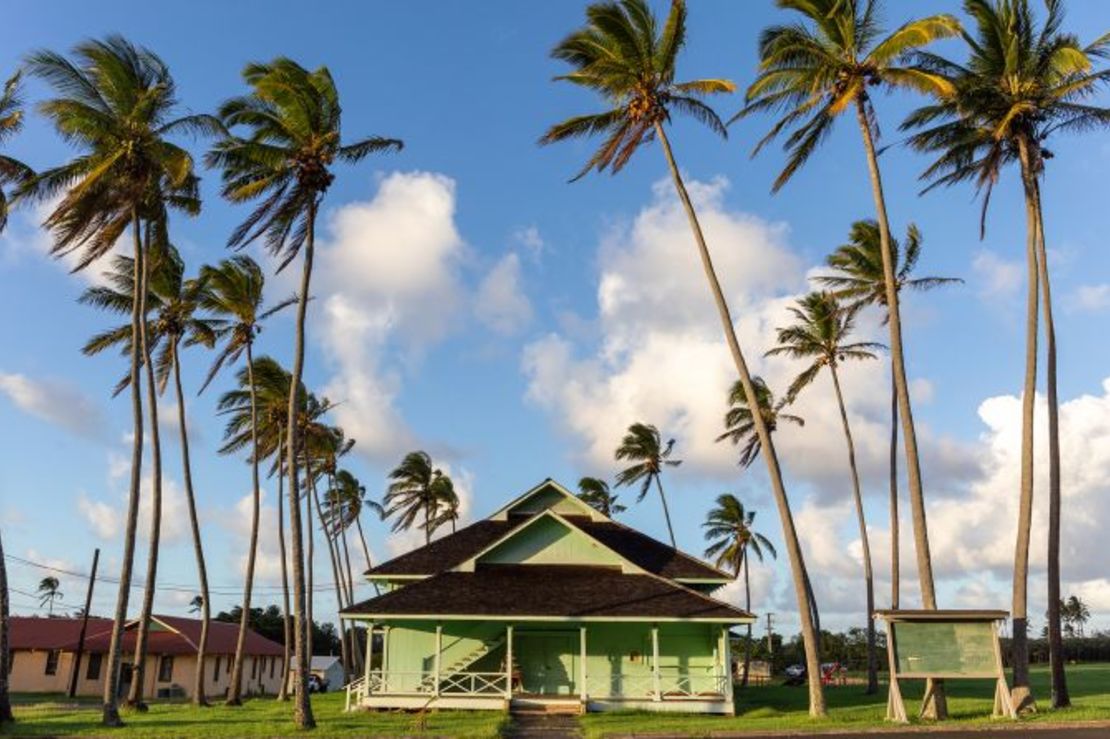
[213,656,221,683]
[44,650,60,675]
[158,655,174,683]
[269,656,275,679]
[86,653,103,681]
[226,656,231,674]
[250,657,257,680]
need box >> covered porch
[344,618,735,714]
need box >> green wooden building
[342,479,753,714]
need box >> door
[117,663,132,697]
[516,632,576,696]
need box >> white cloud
[971,249,1022,300]
[1067,283,1110,313]
[78,493,119,539]
[0,197,122,286]
[314,171,467,463]
[511,225,545,260]
[0,372,108,442]
[475,252,533,335]
[78,470,191,545]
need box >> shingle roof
[343,565,752,621]
[366,515,729,583]
[11,615,283,657]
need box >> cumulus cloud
[0,372,108,442]
[475,252,533,335]
[78,471,191,545]
[511,225,545,260]
[1067,283,1110,313]
[971,249,1022,300]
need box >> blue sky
[3,0,1110,637]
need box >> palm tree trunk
[829,365,878,695]
[339,524,363,676]
[1031,177,1069,709]
[0,528,13,724]
[171,344,210,706]
[854,100,944,718]
[276,425,291,702]
[741,551,751,689]
[102,210,145,727]
[890,371,900,610]
[355,516,372,573]
[285,201,316,729]
[228,342,262,705]
[1010,137,1040,714]
[127,222,163,711]
[305,468,315,654]
[654,121,826,716]
[311,480,351,683]
[652,476,677,548]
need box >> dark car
[308,674,330,693]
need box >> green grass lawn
[1,691,507,738]
[580,663,1110,737]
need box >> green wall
[477,516,624,568]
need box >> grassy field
[579,663,1110,737]
[3,664,1109,737]
[1,691,506,738]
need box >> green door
[516,632,576,695]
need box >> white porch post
[579,625,587,703]
[505,624,514,699]
[364,622,374,688]
[722,626,734,704]
[651,624,661,702]
[433,623,443,697]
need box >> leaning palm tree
[614,423,682,547]
[541,0,826,713]
[767,291,883,693]
[0,71,33,234]
[902,0,1110,710]
[329,469,381,572]
[740,7,959,693]
[428,472,460,536]
[199,255,292,706]
[815,220,961,609]
[81,244,217,705]
[37,577,63,617]
[703,494,776,688]
[577,477,625,518]
[209,59,401,728]
[23,36,214,726]
[383,451,440,545]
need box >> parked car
[784,663,805,678]
[308,674,330,693]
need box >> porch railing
[585,670,728,700]
[345,676,367,711]
[439,671,508,696]
[356,670,508,698]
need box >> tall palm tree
[188,596,203,615]
[541,0,827,713]
[767,291,883,694]
[577,477,625,518]
[81,244,217,705]
[1064,596,1090,639]
[209,59,401,728]
[37,577,63,616]
[815,220,961,609]
[740,3,960,715]
[0,71,33,233]
[383,451,441,545]
[329,469,381,573]
[715,377,820,643]
[429,472,460,536]
[199,255,292,705]
[23,36,214,726]
[0,70,32,727]
[902,0,1110,710]
[703,494,776,688]
[614,423,682,547]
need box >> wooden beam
[364,622,374,690]
[505,624,514,700]
[652,625,661,702]
[580,625,587,704]
[434,624,442,697]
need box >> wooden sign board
[875,610,1014,723]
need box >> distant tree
[37,577,63,616]
[717,377,803,469]
[615,423,681,548]
[188,596,203,615]
[383,451,441,545]
[577,477,625,518]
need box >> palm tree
[715,377,820,643]
[740,2,960,714]
[902,0,1110,710]
[767,291,883,693]
[383,451,441,545]
[1064,596,1090,639]
[614,423,682,547]
[0,70,31,727]
[37,577,63,616]
[541,0,826,713]
[188,596,203,615]
[23,36,214,726]
[0,71,33,233]
[329,469,381,573]
[815,220,961,610]
[209,59,401,728]
[703,494,776,688]
[80,244,217,705]
[199,255,292,705]
[577,477,625,518]
[429,472,460,536]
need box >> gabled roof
[488,478,605,522]
[367,519,521,577]
[567,519,732,582]
[343,565,753,622]
[9,617,113,650]
[50,615,284,657]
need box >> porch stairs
[419,633,509,690]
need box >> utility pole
[765,612,775,672]
[67,548,99,698]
